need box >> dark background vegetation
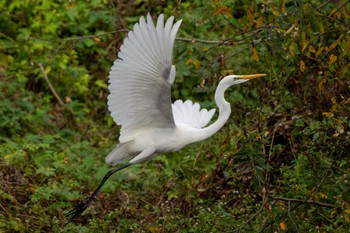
[1,0,349,232]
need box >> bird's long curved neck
[194,80,232,141]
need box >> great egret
[67,13,265,220]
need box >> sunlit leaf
[300,31,306,51]
[345,215,350,222]
[146,225,160,233]
[318,21,325,34]
[331,96,337,105]
[193,59,200,69]
[302,40,309,52]
[289,45,295,57]
[309,45,316,53]
[272,7,278,16]
[285,25,294,35]
[294,18,299,27]
[247,8,255,25]
[328,34,344,52]
[280,0,286,14]
[213,0,221,5]
[299,60,305,72]
[329,7,338,17]
[252,47,259,61]
[95,79,107,89]
[213,6,232,17]
[318,192,328,199]
[315,47,324,57]
[65,96,72,103]
[185,58,192,65]
[279,222,287,231]
[185,58,200,69]
[67,0,76,9]
[93,36,100,42]
[318,78,326,91]
[335,12,341,19]
[256,16,263,27]
[222,10,233,17]
[329,54,337,64]
[342,6,350,19]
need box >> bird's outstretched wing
[108,14,182,142]
[172,100,216,129]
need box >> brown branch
[34,27,266,46]
[38,63,74,114]
[236,198,267,233]
[176,37,263,46]
[33,30,128,42]
[176,37,230,45]
[59,30,128,41]
[38,63,65,106]
[258,196,339,232]
[258,202,301,233]
[270,196,339,209]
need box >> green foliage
[1,0,350,232]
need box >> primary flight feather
[67,13,265,220]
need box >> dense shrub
[1,0,349,232]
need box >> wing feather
[172,100,216,129]
[108,14,182,142]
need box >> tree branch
[38,63,65,106]
[59,30,128,41]
[176,37,230,45]
[38,63,74,114]
[35,32,262,46]
[176,37,263,46]
[270,196,339,209]
[236,198,267,233]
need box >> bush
[1,0,349,232]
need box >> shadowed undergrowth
[1,0,349,232]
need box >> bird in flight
[67,13,265,220]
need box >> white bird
[67,13,265,220]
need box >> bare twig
[236,198,268,233]
[35,32,262,46]
[257,196,339,232]
[38,63,75,114]
[59,30,128,41]
[176,37,263,46]
[287,199,299,231]
[176,37,230,45]
[38,63,65,106]
[33,30,128,42]
[270,196,339,209]
[258,203,301,233]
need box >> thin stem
[236,198,267,233]
[38,63,65,106]
[270,196,339,209]
[38,63,75,115]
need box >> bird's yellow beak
[238,74,266,79]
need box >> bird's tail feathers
[105,142,133,165]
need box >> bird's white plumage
[67,13,264,220]
[172,100,216,129]
[108,14,182,142]
[105,13,263,165]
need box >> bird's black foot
[66,202,89,221]
[65,163,132,224]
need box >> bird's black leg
[66,162,132,222]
